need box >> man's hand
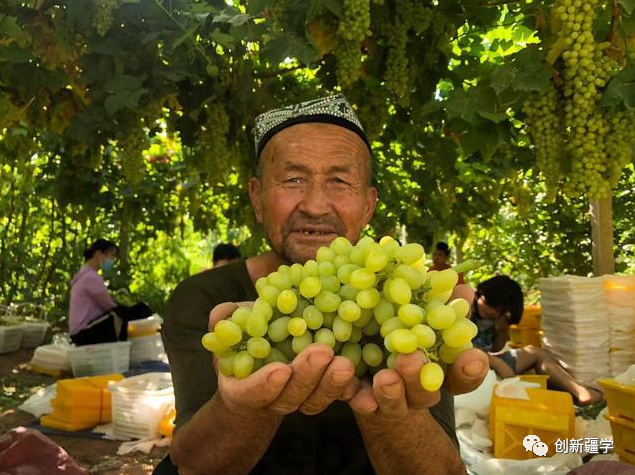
[349,348,489,419]
[209,302,360,416]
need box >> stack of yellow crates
[598,378,635,465]
[41,374,124,431]
[490,387,575,460]
[510,305,543,348]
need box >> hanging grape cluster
[93,0,119,36]
[334,0,370,88]
[524,0,635,200]
[202,236,477,391]
[198,103,232,181]
[119,122,149,186]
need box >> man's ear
[249,177,264,223]
[364,186,378,225]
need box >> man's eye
[284,177,303,184]
[332,177,348,185]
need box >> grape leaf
[599,64,635,109]
[619,0,635,15]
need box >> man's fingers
[208,301,253,330]
[267,344,334,415]
[349,379,378,415]
[445,348,489,395]
[395,352,440,409]
[372,369,408,420]
[218,362,292,413]
[299,356,355,415]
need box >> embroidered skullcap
[254,94,370,157]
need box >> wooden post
[590,194,615,276]
[455,237,464,265]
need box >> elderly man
[155,95,488,475]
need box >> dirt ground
[1,348,168,474]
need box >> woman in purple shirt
[69,239,152,345]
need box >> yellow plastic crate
[598,379,635,424]
[509,326,543,348]
[31,364,63,378]
[40,414,97,432]
[50,398,112,423]
[608,415,635,462]
[518,374,550,390]
[159,408,176,439]
[55,374,124,404]
[490,388,575,460]
[518,305,542,329]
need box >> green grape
[362,343,383,367]
[323,312,336,329]
[426,288,453,304]
[356,236,375,249]
[219,353,235,376]
[259,285,280,307]
[315,247,334,263]
[246,313,268,338]
[303,305,324,330]
[269,271,292,291]
[276,340,296,360]
[255,277,268,293]
[362,318,381,336]
[303,260,319,279]
[349,246,366,266]
[333,255,351,269]
[353,308,373,328]
[267,316,291,342]
[389,278,412,305]
[289,263,304,287]
[442,320,476,348]
[333,316,353,341]
[448,298,471,320]
[278,265,291,275]
[397,303,425,326]
[430,269,459,292]
[299,276,322,298]
[201,332,230,355]
[411,324,436,349]
[383,279,395,303]
[365,248,389,272]
[439,342,473,364]
[277,289,298,314]
[420,362,444,391]
[292,332,313,354]
[252,299,273,321]
[350,268,376,289]
[214,320,243,346]
[379,236,400,258]
[337,264,360,285]
[356,288,381,309]
[341,342,362,366]
[330,236,353,255]
[320,274,341,293]
[315,290,342,313]
[386,352,398,369]
[287,317,308,337]
[338,300,362,322]
[315,328,336,348]
[339,283,360,301]
[349,326,363,343]
[373,299,395,325]
[355,361,368,378]
[290,299,309,318]
[233,351,255,379]
[318,261,337,276]
[393,264,424,290]
[384,334,396,353]
[387,328,418,354]
[264,347,289,364]
[380,317,406,338]
[394,243,424,264]
[247,337,271,359]
[230,307,251,331]
[427,305,456,330]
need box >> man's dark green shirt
[162,260,458,475]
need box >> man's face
[432,249,447,267]
[476,295,505,320]
[249,123,377,264]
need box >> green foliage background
[2,0,635,324]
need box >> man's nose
[297,181,332,217]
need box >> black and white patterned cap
[254,94,370,157]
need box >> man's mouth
[291,227,338,237]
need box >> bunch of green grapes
[199,103,231,177]
[604,111,635,186]
[269,0,289,33]
[384,18,409,103]
[357,89,389,139]
[335,40,363,89]
[119,124,149,186]
[522,88,565,197]
[337,0,371,43]
[93,0,119,36]
[202,236,477,392]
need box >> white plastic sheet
[17,383,56,417]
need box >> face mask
[101,258,114,272]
